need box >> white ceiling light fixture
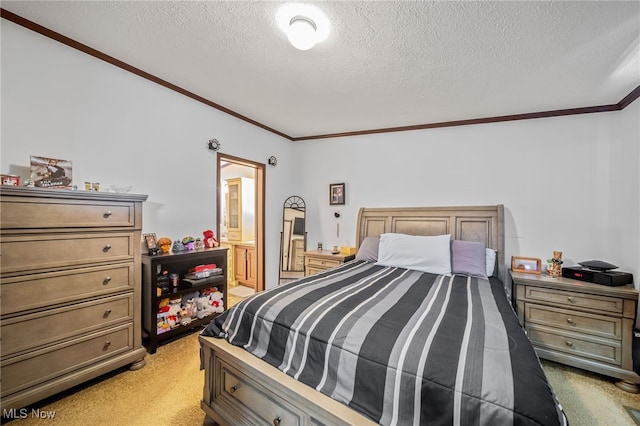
[288,15,317,51]
[277,3,330,51]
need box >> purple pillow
[356,236,380,262]
[451,240,487,279]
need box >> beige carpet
[4,330,639,425]
[541,359,640,426]
[4,330,211,426]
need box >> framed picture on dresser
[511,256,542,274]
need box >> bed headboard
[356,205,506,281]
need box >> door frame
[216,153,265,292]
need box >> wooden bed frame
[199,205,505,425]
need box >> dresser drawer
[1,324,134,397]
[305,256,342,269]
[524,286,623,315]
[527,325,621,366]
[1,263,135,315]
[2,294,133,357]
[525,304,622,341]
[1,232,135,274]
[0,198,136,230]
[216,357,303,425]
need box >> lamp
[288,16,317,50]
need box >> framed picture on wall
[329,183,345,205]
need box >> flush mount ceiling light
[277,4,330,51]
[288,16,317,50]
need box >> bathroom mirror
[279,196,306,283]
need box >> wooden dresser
[303,250,355,276]
[0,187,148,410]
[512,270,640,392]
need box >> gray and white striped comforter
[203,260,567,426]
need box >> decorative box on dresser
[512,270,640,393]
[303,250,355,276]
[0,187,148,410]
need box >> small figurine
[172,240,186,252]
[195,238,204,250]
[203,230,218,248]
[182,236,195,250]
[547,251,563,278]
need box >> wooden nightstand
[511,270,640,393]
[303,250,355,276]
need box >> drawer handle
[103,341,111,350]
[104,309,112,318]
[567,297,576,304]
[103,244,112,252]
[103,276,112,285]
[103,210,113,218]
[566,318,574,324]
[230,385,238,394]
[566,340,573,347]
[273,417,281,426]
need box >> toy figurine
[182,236,195,250]
[547,251,563,278]
[172,240,186,252]
[195,238,204,250]
[203,230,218,248]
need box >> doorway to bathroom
[216,154,265,307]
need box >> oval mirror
[279,196,306,283]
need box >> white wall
[294,103,640,294]
[2,20,639,300]
[1,21,296,286]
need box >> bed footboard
[199,335,375,426]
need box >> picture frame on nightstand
[511,256,541,274]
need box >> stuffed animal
[203,230,218,248]
[172,240,186,252]
[196,296,211,318]
[167,296,182,317]
[157,237,172,254]
[178,307,192,326]
[209,291,224,313]
[182,236,195,250]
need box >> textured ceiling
[2,1,639,139]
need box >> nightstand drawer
[524,286,623,315]
[217,358,303,425]
[525,304,622,341]
[527,325,621,366]
[306,266,327,276]
[305,257,342,269]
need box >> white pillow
[375,233,451,275]
[486,248,497,277]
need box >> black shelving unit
[141,247,228,353]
